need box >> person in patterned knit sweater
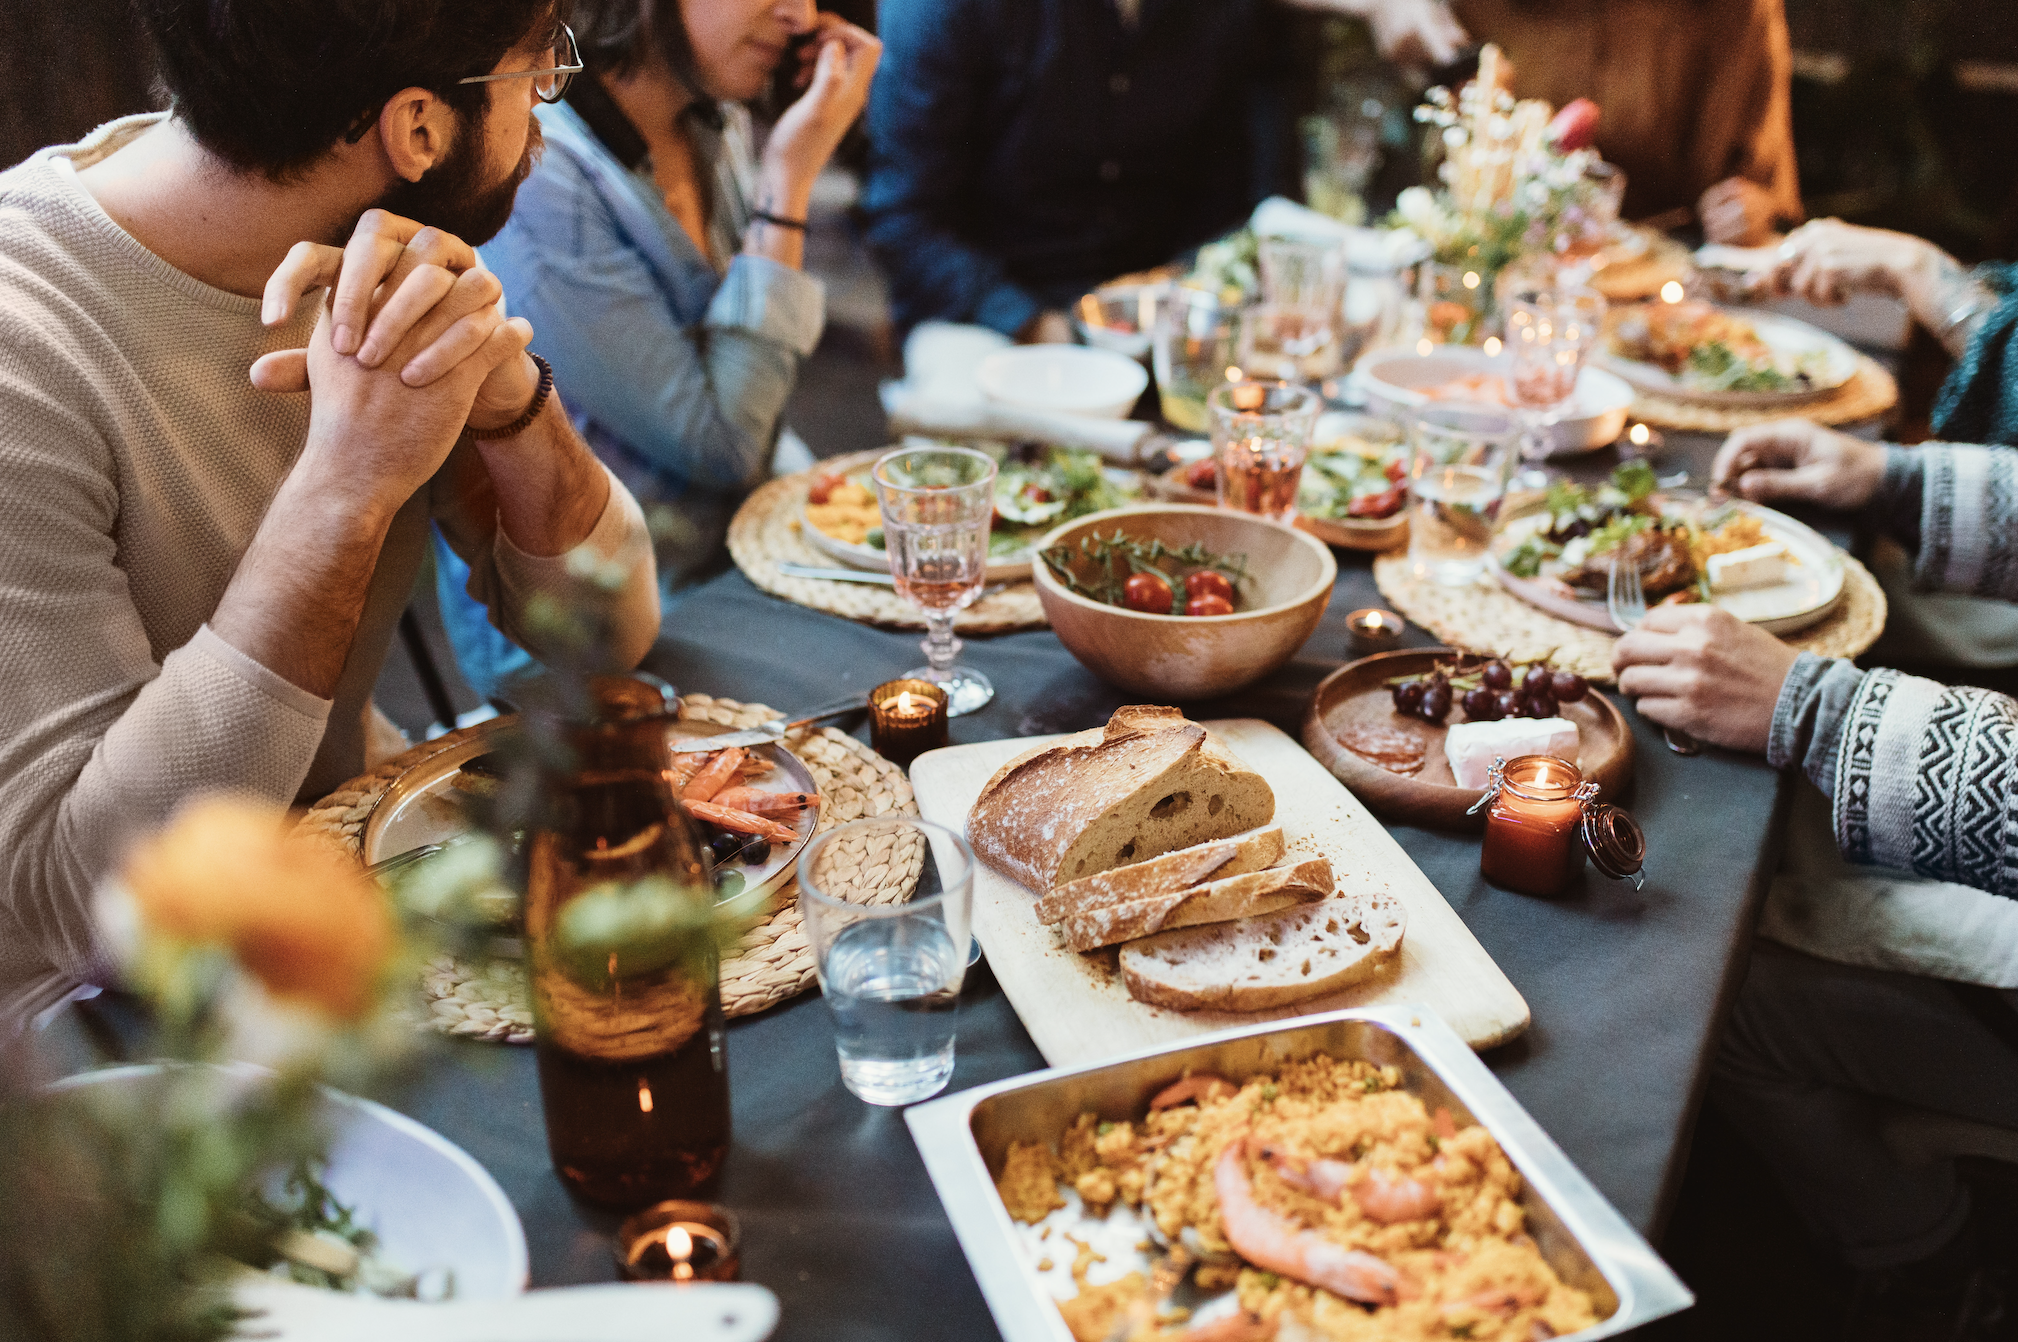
[1613,418,2018,1327]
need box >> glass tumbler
[1209,379,1323,522]
[1152,288,1244,433]
[799,817,975,1106]
[1503,280,1606,462]
[1248,237,1348,379]
[1405,405,1517,586]
[872,445,997,717]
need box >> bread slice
[1056,857,1334,953]
[1033,826,1286,925]
[1119,891,1407,1012]
[968,706,1275,893]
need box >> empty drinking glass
[1406,405,1517,586]
[1504,280,1606,462]
[798,817,974,1106]
[1153,288,1243,432]
[1209,380,1323,522]
[873,445,997,716]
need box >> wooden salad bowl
[1302,648,1636,830]
[1032,504,1336,700]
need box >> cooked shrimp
[684,799,797,842]
[711,786,821,816]
[1149,1074,1238,1110]
[1351,1166,1441,1225]
[681,748,746,803]
[1433,1107,1459,1142]
[1212,1144,1399,1307]
[1253,1141,1353,1205]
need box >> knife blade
[665,692,868,754]
[775,562,896,586]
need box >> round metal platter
[361,716,821,922]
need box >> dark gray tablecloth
[52,430,1845,1341]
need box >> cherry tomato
[1384,459,1408,483]
[1121,571,1175,614]
[807,474,844,505]
[1183,459,1217,490]
[1348,485,1406,519]
[1185,594,1235,617]
[1027,486,1053,502]
[1184,570,1235,603]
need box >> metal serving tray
[906,1006,1692,1342]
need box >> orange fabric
[1450,0,1802,225]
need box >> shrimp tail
[684,799,798,842]
[1213,1145,1399,1308]
[1149,1074,1238,1110]
[681,747,747,803]
[711,786,821,816]
[1351,1167,1442,1225]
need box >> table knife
[775,562,895,586]
[666,691,868,754]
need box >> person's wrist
[285,438,404,534]
[466,352,542,433]
[754,163,815,224]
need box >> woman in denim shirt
[437,0,879,698]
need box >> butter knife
[775,562,895,586]
[666,692,868,754]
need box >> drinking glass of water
[798,817,974,1106]
[873,445,997,716]
[1405,405,1517,586]
[1152,288,1243,433]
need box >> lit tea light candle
[1346,608,1405,654]
[1659,280,1685,304]
[1476,755,1645,897]
[869,677,949,766]
[615,1201,741,1283]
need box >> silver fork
[1607,556,1703,757]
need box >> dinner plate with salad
[1154,411,1412,551]
[800,444,1141,582]
[1493,460,1846,634]
[1597,301,1861,407]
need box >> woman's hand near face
[1612,606,1799,754]
[758,14,881,216]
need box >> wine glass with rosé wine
[1503,278,1605,463]
[872,445,998,717]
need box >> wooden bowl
[1033,504,1337,700]
[1301,648,1636,830]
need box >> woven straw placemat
[1627,355,1897,433]
[294,694,921,1044]
[1372,550,1888,683]
[727,453,1048,634]
[1591,232,1691,303]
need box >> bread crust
[1034,826,1286,924]
[1118,891,1407,1012]
[1055,857,1333,952]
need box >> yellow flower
[121,798,395,1021]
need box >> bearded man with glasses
[0,0,658,1030]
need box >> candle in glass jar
[1479,754,1589,897]
[615,1201,741,1282]
[869,678,949,765]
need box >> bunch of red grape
[1389,657,1587,724]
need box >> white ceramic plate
[1352,345,1634,455]
[1491,499,1846,635]
[976,345,1148,420]
[1595,307,1860,407]
[52,1064,527,1301]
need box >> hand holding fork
[1606,557,1703,757]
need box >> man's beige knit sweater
[0,118,660,1026]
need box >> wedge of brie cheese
[1707,541,1790,592]
[1445,718,1581,790]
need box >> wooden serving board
[910,719,1530,1066]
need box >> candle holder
[1346,608,1405,656]
[869,678,949,766]
[1471,754,1644,897]
[615,1201,742,1283]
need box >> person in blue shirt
[436,0,879,700]
[861,0,1466,344]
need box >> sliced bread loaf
[1033,826,1286,925]
[1055,856,1334,952]
[968,706,1275,893]
[1119,890,1406,1012]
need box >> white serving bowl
[977,345,1150,420]
[1353,345,1634,455]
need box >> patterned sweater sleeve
[1771,654,2018,896]
[1873,442,2018,599]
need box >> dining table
[45,416,1878,1341]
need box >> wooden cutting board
[911,719,1530,1067]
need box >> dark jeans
[1711,941,2018,1270]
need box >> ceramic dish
[1031,503,1336,699]
[53,1063,528,1301]
[906,1007,1692,1342]
[976,345,1149,420]
[1301,648,1635,829]
[1595,307,1859,407]
[361,716,818,925]
[1353,345,1634,454]
[1491,498,1846,635]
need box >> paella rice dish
[996,1055,1599,1342]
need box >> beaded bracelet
[466,353,554,442]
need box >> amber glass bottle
[524,703,730,1208]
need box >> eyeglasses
[459,23,583,104]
